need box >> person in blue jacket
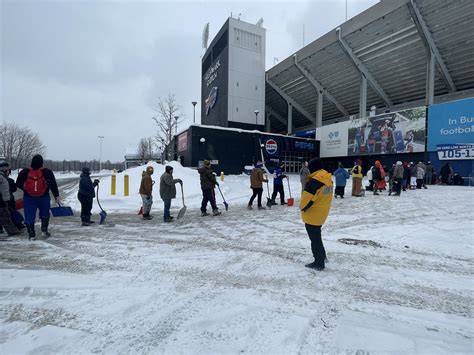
[270,163,288,205]
[77,167,99,226]
[333,162,350,198]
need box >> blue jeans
[163,199,171,220]
[23,195,50,225]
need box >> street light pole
[98,136,104,171]
[192,101,197,124]
[174,116,179,135]
[254,110,259,130]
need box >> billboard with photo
[427,97,474,152]
[320,106,426,158]
[347,107,426,156]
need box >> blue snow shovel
[50,202,74,217]
[96,184,107,224]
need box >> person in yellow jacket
[300,158,333,270]
[351,159,363,196]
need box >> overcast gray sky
[1,0,378,162]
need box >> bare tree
[0,122,46,169]
[137,136,156,164]
[152,93,184,160]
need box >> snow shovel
[177,184,187,220]
[15,198,24,210]
[217,185,229,211]
[95,184,107,225]
[50,202,74,217]
[265,180,273,208]
[286,177,294,206]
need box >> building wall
[228,18,266,128]
[200,18,266,130]
[201,23,229,127]
[175,126,318,175]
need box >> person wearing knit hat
[300,158,333,270]
[139,166,155,220]
[392,161,404,196]
[372,160,385,195]
[0,161,21,236]
[269,162,288,206]
[159,166,182,222]
[248,161,268,210]
[15,154,60,240]
[77,166,100,226]
[350,159,363,196]
[299,161,310,192]
[198,160,221,216]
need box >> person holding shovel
[77,167,100,226]
[139,166,155,220]
[270,163,288,205]
[247,161,268,210]
[159,166,182,222]
[198,160,221,217]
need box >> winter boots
[201,210,221,216]
[142,213,153,220]
[26,224,36,240]
[305,261,325,271]
[41,218,51,238]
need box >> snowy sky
[1,0,378,162]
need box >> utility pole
[98,136,104,171]
[192,101,197,123]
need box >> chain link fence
[10,159,124,173]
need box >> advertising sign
[437,144,474,160]
[319,122,350,158]
[427,98,474,151]
[178,133,188,152]
[319,107,426,158]
[347,107,426,156]
[265,138,278,155]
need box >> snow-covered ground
[1,162,473,354]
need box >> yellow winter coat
[351,164,363,178]
[300,169,333,226]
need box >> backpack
[24,167,48,196]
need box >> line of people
[138,159,222,223]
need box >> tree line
[0,122,123,171]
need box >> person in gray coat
[299,161,310,192]
[392,161,404,196]
[159,166,182,222]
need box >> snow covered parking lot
[1,163,473,354]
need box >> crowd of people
[0,153,467,272]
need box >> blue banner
[428,98,474,151]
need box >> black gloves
[94,179,100,185]
[301,200,314,212]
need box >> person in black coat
[78,167,99,226]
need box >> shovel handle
[180,183,185,205]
